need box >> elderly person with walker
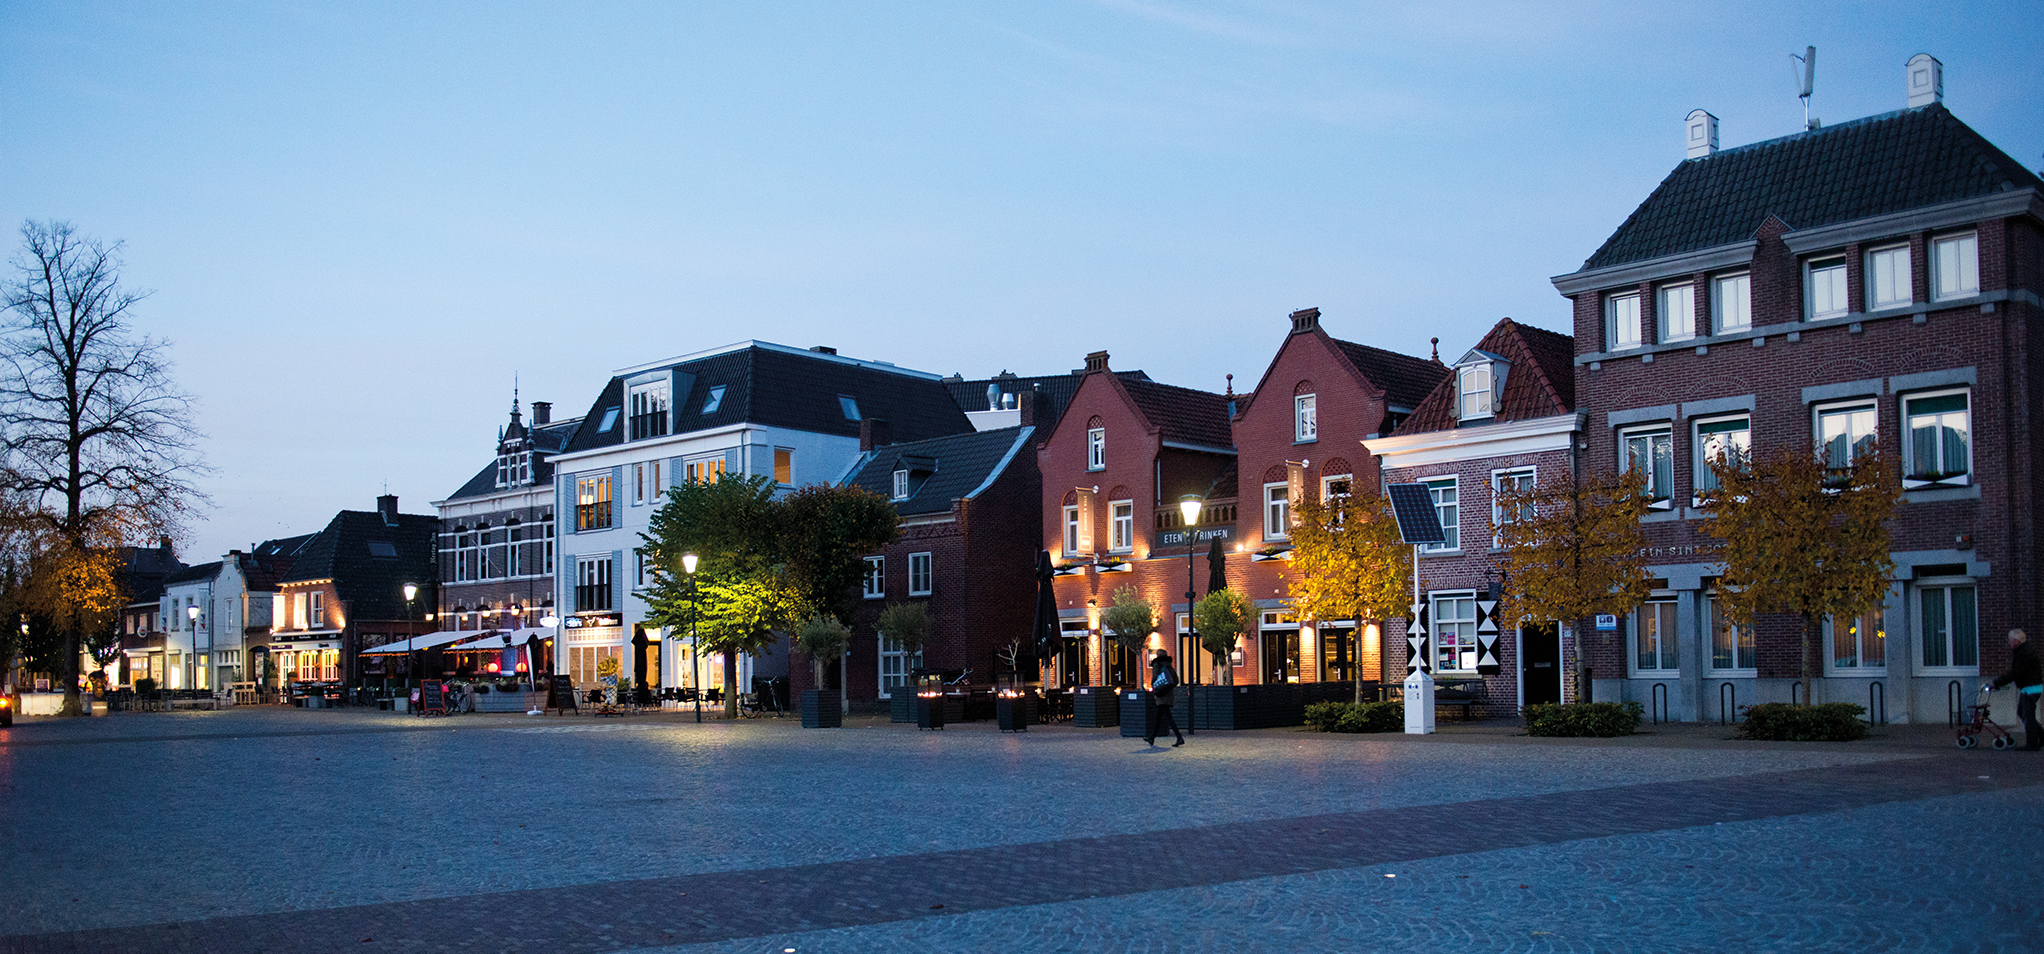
[1986,628,2043,751]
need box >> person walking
[1988,628,2042,750]
[1145,651,1185,748]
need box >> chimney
[1084,351,1110,374]
[1685,109,1719,160]
[377,494,399,526]
[810,345,838,355]
[860,417,892,451]
[1289,307,1321,334]
[1018,387,1048,429]
[531,401,551,425]
[159,535,174,557]
[1906,53,1943,108]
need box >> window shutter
[611,550,624,610]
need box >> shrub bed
[1736,702,1867,741]
[1522,701,1643,737]
[1303,700,1404,733]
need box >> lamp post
[402,582,419,693]
[1179,494,1201,736]
[683,553,701,723]
[186,605,200,691]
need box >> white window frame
[627,379,670,441]
[862,556,885,600]
[1430,591,1478,673]
[1606,291,1642,351]
[1491,467,1536,545]
[1712,272,1751,333]
[1294,394,1317,442]
[1806,254,1848,320]
[1657,281,1696,342]
[891,469,909,500]
[1634,599,1679,675]
[1087,427,1105,470]
[879,633,920,698]
[1693,414,1751,496]
[1814,401,1878,470]
[1061,505,1080,557]
[309,592,324,628]
[1421,476,1458,552]
[1917,577,1979,672]
[1865,243,1913,312]
[1109,500,1134,553]
[1621,424,1674,508]
[1825,607,1887,675]
[908,551,933,596]
[1705,593,1756,675]
[1902,388,1971,488]
[1932,232,1980,301]
[1320,473,1353,503]
[684,456,725,485]
[632,462,647,506]
[1263,482,1290,542]
[1458,363,1494,420]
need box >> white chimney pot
[1685,109,1719,160]
[1907,53,1943,108]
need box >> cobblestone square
[3,708,2040,953]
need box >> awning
[269,630,346,651]
[446,628,551,652]
[358,630,477,656]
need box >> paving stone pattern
[2,709,2040,953]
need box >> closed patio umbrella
[1207,536,1227,594]
[1029,549,1058,681]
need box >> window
[508,524,523,577]
[544,521,555,572]
[1903,390,1970,486]
[1865,244,1912,312]
[632,463,646,505]
[1635,600,1678,673]
[1693,416,1750,494]
[1606,292,1642,350]
[862,556,885,599]
[879,633,920,698]
[496,450,532,488]
[634,550,648,588]
[483,526,506,579]
[597,406,619,433]
[1933,232,1979,301]
[1295,394,1317,442]
[908,552,933,596]
[774,448,793,485]
[1492,468,1536,543]
[1458,363,1494,419]
[650,460,664,500]
[1321,474,1353,503]
[1712,273,1751,333]
[575,556,613,613]
[1816,402,1878,470]
[575,475,613,531]
[838,395,861,421]
[1806,255,1848,320]
[1919,582,1978,670]
[685,457,725,485]
[1087,428,1105,470]
[1431,593,1477,673]
[1263,483,1290,541]
[1706,594,1755,672]
[309,592,324,628]
[568,645,620,689]
[1109,501,1134,552]
[1658,282,1696,342]
[1828,608,1886,672]
[701,385,726,414]
[1422,476,1458,551]
[628,380,670,440]
[1622,425,1674,505]
[891,470,909,500]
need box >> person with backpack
[1145,651,1185,748]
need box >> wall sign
[1595,614,1619,632]
[1155,525,1235,548]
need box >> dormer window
[627,379,670,441]
[495,450,532,488]
[1452,350,1509,424]
[892,469,909,500]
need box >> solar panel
[1385,483,1447,545]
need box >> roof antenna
[1792,46,1818,130]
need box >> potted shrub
[795,615,850,728]
[879,601,932,724]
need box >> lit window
[1657,282,1695,342]
[1713,272,1751,333]
[909,552,933,596]
[701,385,726,414]
[1263,483,1290,541]
[1087,428,1105,470]
[1295,394,1317,442]
[1903,390,1970,486]
[1806,255,1848,320]
[1635,600,1678,673]
[1621,425,1673,505]
[1815,403,1877,470]
[1829,609,1886,672]
[1933,233,1979,301]
[862,556,885,599]
[774,448,793,485]
[1422,477,1457,551]
[1109,501,1134,552]
[1693,416,1751,494]
[1865,244,1912,311]
[1431,593,1477,672]
[1606,292,1642,350]
[1062,506,1080,555]
[1707,594,1755,672]
[1919,582,1978,669]
[685,457,725,485]
[575,475,613,531]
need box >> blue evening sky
[4,2,2040,562]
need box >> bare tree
[1,221,205,716]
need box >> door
[1318,625,1356,682]
[1521,623,1561,705]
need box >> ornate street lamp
[683,553,701,723]
[1179,494,1201,735]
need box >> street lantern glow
[682,552,699,575]
[1179,494,1201,527]
[403,582,418,602]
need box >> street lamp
[1179,494,1201,736]
[402,583,418,693]
[683,553,701,723]
[187,605,200,691]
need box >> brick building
[1549,57,2044,722]
[268,495,439,689]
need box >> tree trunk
[723,649,738,719]
[60,607,82,717]
[1801,613,1818,706]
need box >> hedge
[1304,700,1405,733]
[1521,701,1643,737]
[1736,702,1867,742]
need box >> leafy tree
[1494,467,1653,701]
[778,484,899,620]
[1192,588,1253,686]
[875,601,932,661]
[1289,492,1411,697]
[640,474,794,718]
[1699,448,1899,704]
[794,614,852,690]
[0,222,204,715]
[695,574,806,715]
[1100,586,1155,685]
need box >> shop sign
[1595,614,1619,632]
[566,614,621,629]
[1156,525,1235,548]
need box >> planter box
[474,690,542,713]
[915,693,946,730]
[1071,686,1119,727]
[800,689,842,728]
[890,691,914,723]
[1189,683,1317,730]
[1119,690,1158,738]
[995,693,1037,731]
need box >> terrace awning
[358,630,476,656]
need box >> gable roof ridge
[1493,319,1573,415]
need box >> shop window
[1431,593,1478,673]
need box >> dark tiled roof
[447,415,585,500]
[564,344,973,455]
[281,510,438,620]
[114,544,185,604]
[944,370,1151,432]
[1119,378,1234,448]
[244,534,318,590]
[1330,339,1450,409]
[163,561,224,586]
[1582,103,2044,270]
[1400,319,1577,434]
[843,427,1037,517]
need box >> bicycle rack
[1948,680,1964,726]
[1719,681,1738,724]
[1867,681,1886,725]
[1649,682,1669,724]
